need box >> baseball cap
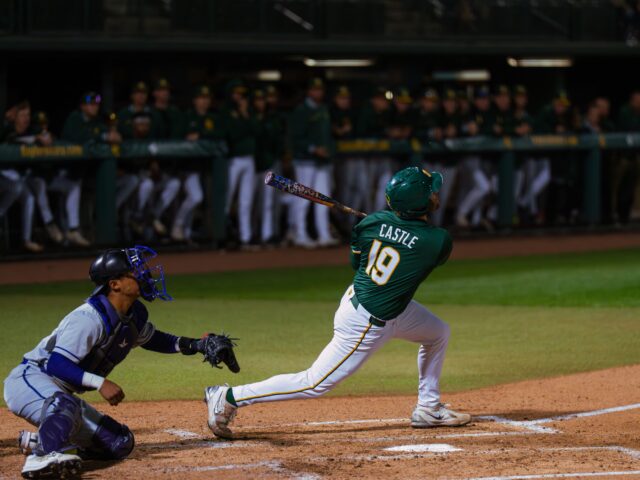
[514,85,528,96]
[193,85,212,98]
[442,88,457,100]
[265,85,278,96]
[474,85,490,99]
[554,90,571,106]
[154,78,171,91]
[335,85,351,98]
[423,88,439,100]
[308,77,325,89]
[494,84,510,96]
[81,92,102,105]
[395,87,413,104]
[131,81,149,94]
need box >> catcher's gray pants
[424,161,458,227]
[341,158,369,225]
[226,156,256,244]
[4,362,105,449]
[367,157,393,212]
[231,285,450,408]
[456,155,491,220]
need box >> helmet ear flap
[431,172,443,193]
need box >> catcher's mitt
[200,333,240,373]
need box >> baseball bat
[264,171,367,218]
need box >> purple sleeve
[46,352,86,388]
[141,330,179,354]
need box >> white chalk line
[358,431,543,443]
[164,428,543,445]
[478,402,640,434]
[358,446,640,461]
[241,417,408,430]
[463,471,640,480]
[163,428,200,439]
[169,460,321,479]
[467,446,640,462]
[476,416,558,434]
[237,402,640,433]
[531,403,640,424]
[162,402,640,440]
[149,440,256,450]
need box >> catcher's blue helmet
[89,245,172,302]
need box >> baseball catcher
[3,245,239,479]
[205,167,470,439]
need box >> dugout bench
[1,133,638,246]
[336,133,640,228]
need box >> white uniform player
[204,167,470,438]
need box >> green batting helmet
[385,167,443,219]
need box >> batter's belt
[350,294,387,328]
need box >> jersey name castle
[378,224,419,249]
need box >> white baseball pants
[226,156,256,244]
[173,172,203,231]
[255,169,277,242]
[341,158,369,225]
[0,172,35,242]
[136,175,181,219]
[292,162,332,242]
[518,158,551,215]
[48,174,82,230]
[367,157,393,212]
[232,285,450,408]
[456,156,491,220]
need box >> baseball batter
[3,246,239,479]
[205,167,471,439]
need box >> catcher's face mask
[126,245,172,302]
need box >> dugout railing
[0,133,638,247]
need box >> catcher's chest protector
[79,295,147,382]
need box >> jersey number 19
[365,239,400,286]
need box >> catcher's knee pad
[37,392,82,455]
[91,415,135,460]
[441,322,451,340]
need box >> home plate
[384,443,462,453]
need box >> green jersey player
[205,167,471,438]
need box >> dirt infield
[1,365,639,479]
[1,231,640,286]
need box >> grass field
[1,248,639,406]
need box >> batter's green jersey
[350,210,452,320]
